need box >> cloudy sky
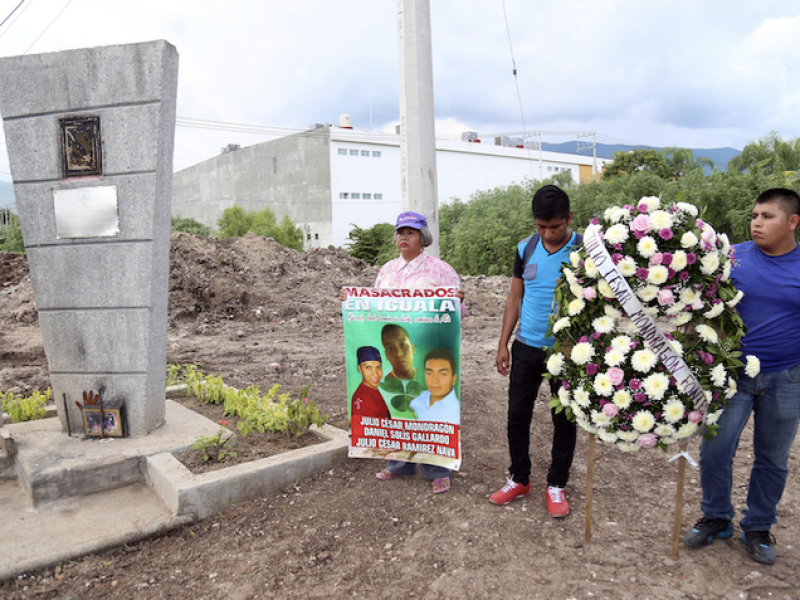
[1,0,799,183]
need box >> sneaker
[741,531,776,565]
[682,517,733,548]
[546,486,570,517]
[489,478,531,505]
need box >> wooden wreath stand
[583,432,690,559]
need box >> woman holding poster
[342,211,464,494]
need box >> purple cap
[395,211,428,231]
[357,346,382,365]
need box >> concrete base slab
[0,479,192,581]
[9,400,221,505]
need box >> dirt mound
[168,231,378,325]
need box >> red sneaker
[546,486,570,517]
[489,478,531,505]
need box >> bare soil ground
[1,233,798,600]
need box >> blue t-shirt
[513,231,580,349]
[732,241,800,372]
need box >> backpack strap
[521,233,541,266]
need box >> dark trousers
[507,339,576,488]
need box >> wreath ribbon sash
[583,225,707,417]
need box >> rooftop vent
[339,113,353,129]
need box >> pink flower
[688,410,703,424]
[629,378,641,390]
[607,367,625,386]
[637,434,658,448]
[695,219,706,229]
[636,267,649,279]
[686,253,697,265]
[578,335,589,343]
[658,228,674,241]
[701,228,716,243]
[661,252,673,266]
[649,253,663,266]
[586,363,598,376]
[637,203,650,214]
[603,404,619,418]
[582,287,597,301]
[303,397,310,405]
[657,288,675,306]
[630,214,651,234]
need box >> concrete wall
[0,41,178,436]
[172,128,333,245]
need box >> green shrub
[171,216,211,236]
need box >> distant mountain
[541,141,740,173]
[0,181,14,208]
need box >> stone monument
[0,40,178,436]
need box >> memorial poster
[341,287,462,470]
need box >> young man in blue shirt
[490,185,582,517]
[683,188,800,565]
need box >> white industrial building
[171,122,610,249]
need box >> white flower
[605,206,629,223]
[571,342,595,365]
[618,257,637,277]
[721,259,732,282]
[597,429,619,443]
[611,335,632,353]
[631,349,657,372]
[705,409,723,426]
[592,315,615,334]
[617,430,639,442]
[558,387,571,406]
[655,423,677,437]
[704,303,725,319]
[695,324,719,344]
[663,399,686,423]
[604,304,623,319]
[547,352,565,376]
[665,301,685,316]
[612,390,632,409]
[642,373,670,400]
[591,410,611,427]
[647,265,669,285]
[640,196,661,212]
[573,388,591,407]
[646,306,659,319]
[726,378,737,399]
[563,268,578,286]
[676,422,699,439]
[605,224,630,245]
[593,373,614,397]
[618,442,641,453]
[669,339,683,355]
[637,236,658,258]
[584,257,600,278]
[575,413,594,432]
[568,298,586,316]
[632,410,656,432]
[681,231,699,248]
[745,355,761,378]
[680,287,700,304]
[570,251,581,268]
[710,363,727,387]
[597,278,614,298]
[675,202,698,217]
[726,290,744,307]
[670,251,688,271]
[552,316,571,333]
[649,210,673,230]
[570,283,584,298]
[672,312,692,326]
[700,252,720,275]
[636,285,659,302]
[604,348,625,367]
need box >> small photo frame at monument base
[81,406,126,438]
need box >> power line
[24,0,72,54]
[0,0,26,31]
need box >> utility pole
[397,0,439,257]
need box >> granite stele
[0,40,179,436]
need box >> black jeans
[507,339,576,488]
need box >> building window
[337,148,347,155]
[352,193,361,199]
[349,149,359,156]
[361,150,369,156]
[339,192,349,199]
[374,193,383,200]
[372,151,381,158]
[363,193,372,200]
[547,166,553,172]
[307,233,311,240]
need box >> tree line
[347,132,800,276]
